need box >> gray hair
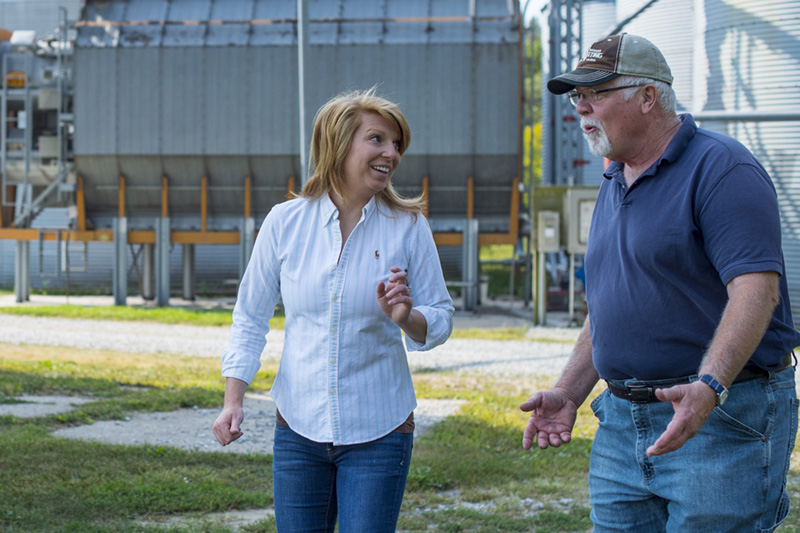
[615,75,677,115]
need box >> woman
[212,88,454,532]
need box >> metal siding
[617,0,695,112]
[341,0,382,18]
[74,49,118,155]
[81,0,127,22]
[125,0,169,21]
[209,0,254,20]
[697,0,800,323]
[71,0,519,224]
[424,45,473,154]
[204,48,249,155]
[205,23,251,46]
[580,0,618,185]
[117,48,161,154]
[477,0,512,17]
[119,24,164,47]
[431,0,469,17]
[311,0,342,19]
[167,0,211,21]
[474,43,519,156]
[252,0,295,20]
[162,24,206,46]
[161,47,204,154]
[386,0,429,18]
[247,47,298,155]
[0,0,82,36]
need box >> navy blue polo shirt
[585,114,800,380]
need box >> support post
[14,240,30,303]
[240,216,255,278]
[142,243,155,300]
[568,252,576,324]
[462,218,479,312]
[297,0,311,185]
[536,251,547,325]
[155,217,171,306]
[112,217,128,306]
[182,243,195,301]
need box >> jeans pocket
[709,404,766,440]
[590,390,606,422]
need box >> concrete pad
[0,394,95,418]
[45,393,465,454]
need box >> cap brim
[547,69,620,95]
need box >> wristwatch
[698,374,728,406]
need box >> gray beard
[584,130,612,158]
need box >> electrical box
[537,210,561,252]
[564,188,598,253]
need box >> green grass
[1,304,798,532]
[2,425,274,531]
[0,342,596,532]
[0,304,285,330]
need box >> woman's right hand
[212,405,244,446]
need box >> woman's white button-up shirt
[222,194,454,445]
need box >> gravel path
[1,313,577,453]
[0,314,577,376]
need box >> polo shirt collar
[602,113,698,184]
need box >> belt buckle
[626,384,656,404]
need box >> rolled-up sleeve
[404,216,454,351]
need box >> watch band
[698,374,729,406]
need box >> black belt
[606,353,794,404]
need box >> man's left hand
[646,381,717,457]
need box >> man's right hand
[520,390,578,450]
[212,405,244,446]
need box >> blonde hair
[298,88,425,215]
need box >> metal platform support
[462,219,480,311]
[141,243,155,300]
[182,244,195,301]
[37,228,62,277]
[14,239,30,302]
[112,217,127,305]
[239,216,255,277]
[155,217,171,306]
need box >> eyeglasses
[567,85,644,107]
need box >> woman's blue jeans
[272,425,413,532]
[590,367,798,532]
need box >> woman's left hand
[377,266,413,325]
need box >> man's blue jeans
[272,425,413,532]
[590,367,798,532]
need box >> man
[521,33,799,531]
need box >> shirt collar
[603,113,697,183]
[319,191,379,226]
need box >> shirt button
[332,295,338,301]
[330,357,335,364]
[329,265,335,271]
[331,328,337,333]
[329,389,335,395]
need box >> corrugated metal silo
[73,0,522,235]
[580,0,617,186]
[615,0,695,111]
[694,0,800,323]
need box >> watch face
[718,389,729,406]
